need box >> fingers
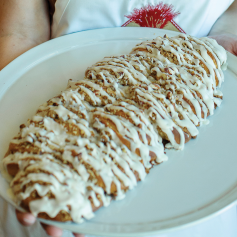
[41,225,85,237]
[73,233,85,237]
[41,223,63,237]
[40,224,84,237]
[16,209,36,226]
[16,210,84,237]
[209,33,237,56]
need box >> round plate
[0,28,237,236]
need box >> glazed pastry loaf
[1,33,227,223]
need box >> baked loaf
[1,33,227,223]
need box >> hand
[16,210,84,237]
[209,33,237,56]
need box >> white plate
[0,28,237,237]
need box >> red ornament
[122,2,185,33]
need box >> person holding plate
[0,1,237,237]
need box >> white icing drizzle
[11,160,110,222]
[1,33,227,224]
[131,34,226,88]
[129,86,185,150]
[93,108,167,165]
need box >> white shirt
[52,0,234,38]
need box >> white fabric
[51,0,234,38]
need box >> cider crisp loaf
[1,34,227,223]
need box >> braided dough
[1,34,227,223]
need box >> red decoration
[122,2,185,33]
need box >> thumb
[16,209,36,226]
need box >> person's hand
[209,33,237,56]
[16,210,84,237]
